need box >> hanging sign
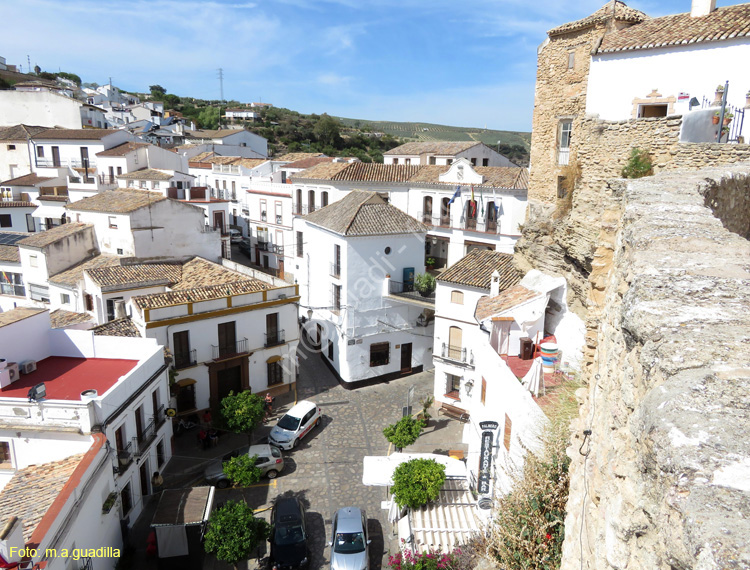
[478,431,494,494]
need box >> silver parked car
[204,444,284,488]
[329,507,370,570]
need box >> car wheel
[315,417,321,427]
[293,438,299,449]
[266,469,278,479]
[216,479,230,489]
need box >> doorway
[139,461,150,496]
[400,343,412,373]
[216,365,242,402]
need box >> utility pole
[217,68,224,103]
[27,55,32,74]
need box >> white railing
[212,164,240,175]
[557,148,570,166]
[0,398,95,432]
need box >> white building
[0,125,48,182]
[384,141,518,167]
[184,129,268,159]
[296,190,434,385]
[225,108,260,121]
[0,90,109,129]
[291,159,528,266]
[0,307,172,570]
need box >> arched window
[448,326,462,360]
[422,196,433,224]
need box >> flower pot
[712,115,720,125]
[417,289,432,297]
[723,117,732,125]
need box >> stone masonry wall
[560,165,750,570]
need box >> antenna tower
[217,68,224,103]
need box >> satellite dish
[28,383,46,402]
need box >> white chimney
[490,270,501,297]
[691,0,716,17]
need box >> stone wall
[561,165,750,569]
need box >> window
[173,330,193,369]
[637,104,668,118]
[7,145,15,151]
[405,158,411,166]
[321,191,329,207]
[84,293,94,311]
[151,181,158,189]
[393,158,398,165]
[296,231,303,257]
[108,216,118,229]
[447,159,453,165]
[266,313,280,346]
[139,181,147,189]
[557,120,572,166]
[36,146,44,158]
[568,51,575,69]
[0,441,12,469]
[60,293,70,305]
[29,283,50,303]
[332,285,341,314]
[308,190,315,213]
[0,214,11,228]
[447,373,461,395]
[370,342,390,367]
[217,321,237,357]
[448,326,462,360]
[557,176,567,199]
[503,414,512,451]
[120,483,133,514]
[117,248,124,255]
[296,188,303,214]
[156,440,165,467]
[275,201,282,224]
[267,360,283,386]
[482,158,489,166]
[332,244,341,278]
[451,290,464,304]
[429,156,436,165]
[106,297,124,321]
[0,272,25,297]
[26,213,34,232]
[117,166,122,175]
[470,158,477,166]
[327,341,334,360]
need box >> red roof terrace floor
[501,354,572,413]
[0,356,139,401]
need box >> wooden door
[266,313,278,345]
[448,326,463,360]
[139,461,149,496]
[216,366,242,402]
[173,330,190,368]
[400,343,412,373]
[218,321,236,356]
[51,146,60,167]
[135,406,144,441]
[213,211,224,233]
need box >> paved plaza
[130,340,468,570]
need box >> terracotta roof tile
[600,4,750,52]
[331,163,421,183]
[0,173,54,186]
[87,264,182,290]
[186,129,243,139]
[275,152,326,162]
[116,168,175,181]
[133,278,270,310]
[95,141,149,157]
[474,285,543,321]
[33,128,119,140]
[91,317,141,338]
[548,0,648,36]
[49,309,94,328]
[384,141,480,155]
[18,223,93,249]
[291,162,351,180]
[0,125,48,141]
[0,307,46,329]
[282,156,340,169]
[66,189,167,213]
[0,454,85,543]
[437,249,520,290]
[304,190,428,236]
[49,254,121,287]
[0,201,34,208]
[0,244,19,262]
[171,257,248,290]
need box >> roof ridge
[343,191,384,234]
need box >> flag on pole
[447,186,461,205]
[480,187,484,216]
[470,186,476,217]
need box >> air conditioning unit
[19,360,37,375]
[0,362,19,388]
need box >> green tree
[391,458,446,509]
[220,390,265,436]
[149,84,166,98]
[222,454,262,487]
[197,106,221,129]
[621,147,653,178]
[314,114,341,148]
[34,65,41,75]
[204,500,270,570]
[57,71,81,86]
[383,416,425,449]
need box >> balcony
[174,348,197,370]
[134,419,157,456]
[465,217,477,231]
[387,279,435,306]
[294,204,315,215]
[264,329,286,348]
[440,343,474,366]
[154,404,166,428]
[212,338,249,361]
[557,148,570,166]
[98,174,118,187]
[420,211,434,227]
[330,262,341,278]
[257,240,284,255]
[115,441,134,473]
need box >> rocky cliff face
[557,166,750,569]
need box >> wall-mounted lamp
[307,309,313,320]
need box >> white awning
[362,453,467,487]
[32,204,66,219]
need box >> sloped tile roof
[66,189,166,213]
[291,161,351,180]
[87,264,182,289]
[283,156,340,169]
[0,244,19,262]
[599,3,750,52]
[304,190,428,236]
[437,249,520,290]
[407,165,528,189]
[475,285,543,321]
[0,201,34,208]
[18,223,92,249]
[235,158,267,169]
[0,454,85,543]
[49,309,94,328]
[0,125,48,141]
[331,163,422,183]
[33,129,119,140]
[116,168,175,181]
[186,129,243,139]
[384,141,480,155]
[133,279,270,310]
[171,257,248,290]
[49,254,121,287]
[0,307,47,328]
[275,152,326,162]
[92,317,141,338]
[95,141,149,157]
[0,173,54,186]
[548,0,648,36]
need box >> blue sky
[3,0,743,131]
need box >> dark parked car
[270,497,309,570]
[238,238,253,257]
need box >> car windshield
[333,532,366,554]
[275,524,304,546]
[277,414,301,431]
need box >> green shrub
[414,273,436,296]
[391,458,446,509]
[204,500,270,567]
[222,454,262,487]
[621,147,653,179]
[220,391,265,435]
[383,416,425,449]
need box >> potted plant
[723,111,734,125]
[712,110,721,125]
[414,272,436,297]
[425,257,436,269]
[102,492,117,514]
[418,396,434,426]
